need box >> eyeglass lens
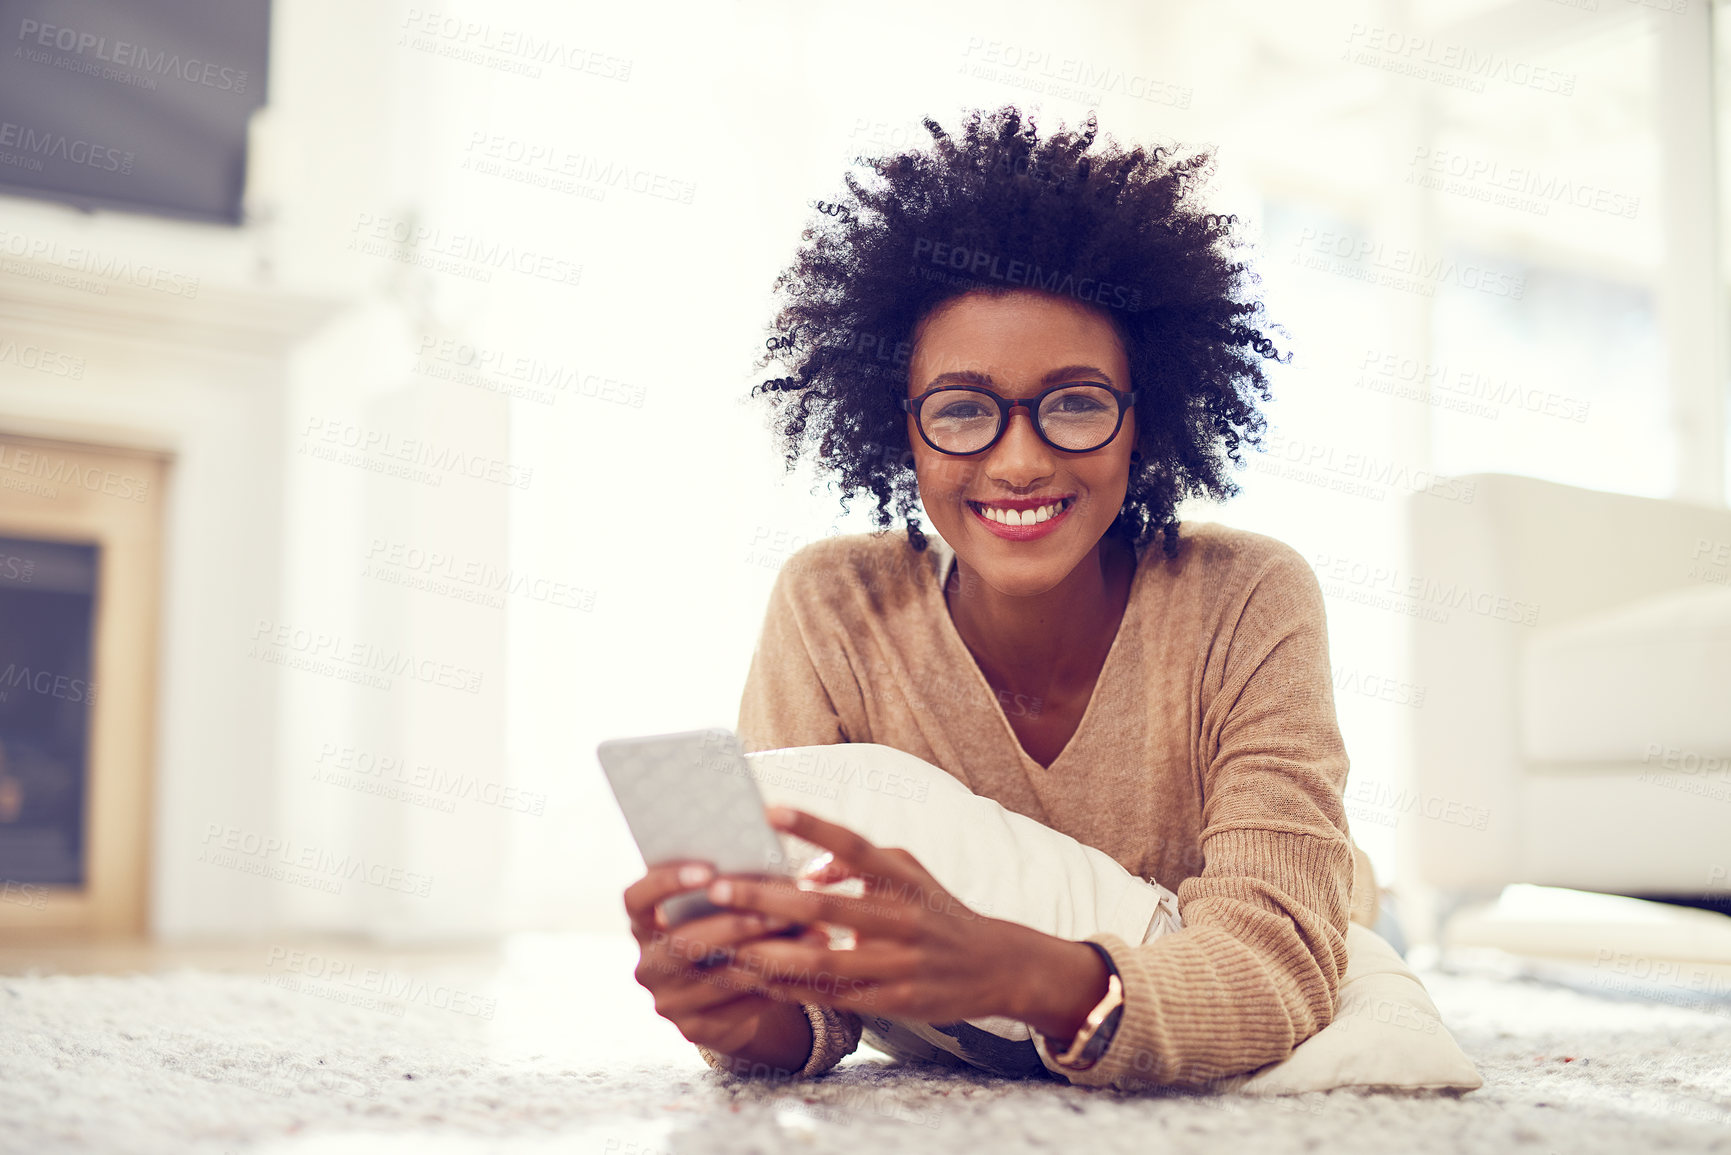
[918,386,1121,453]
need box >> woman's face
[905,289,1137,598]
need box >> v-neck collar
[924,532,1145,773]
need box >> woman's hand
[623,859,830,1060]
[694,806,1040,1026]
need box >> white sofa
[1405,473,1731,939]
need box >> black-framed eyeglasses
[901,382,1138,456]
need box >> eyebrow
[919,365,1118,392]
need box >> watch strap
[1049,940,1124,1071]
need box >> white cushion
[1521,583,1731,763]
[743,742,1482,1094]
[743,742,1182,1042]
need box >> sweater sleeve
[695,1001,865,1080]
[697,554,866,1078]
[735,552,867,754]
[1051,545,1355,1090]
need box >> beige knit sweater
[696,521,1379,1089]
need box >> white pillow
[744,742,1183,1043]
[743,742,1482,1094]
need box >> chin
[946,507,1101,584]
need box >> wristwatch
[1044,941,1124,1072]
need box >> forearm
[1003,923,1111,1047]
[705,1000,814,1078]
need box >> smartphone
[598,727,808,942]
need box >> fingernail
[679,863,713,887]
[709,879,733,903]
[767,805,794,826]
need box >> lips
[967,496,1075,527]
[966,496,1076,541]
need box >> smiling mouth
[966,497,1076,527]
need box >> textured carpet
[2,933,1729,1155]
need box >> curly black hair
[748,104,1285,558]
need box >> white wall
[0,0,1722,938]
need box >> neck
[944,535,1134,697]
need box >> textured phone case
[598,727,795,926]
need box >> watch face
[1079,1003,1125,1064]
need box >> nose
[984,402,1055,483]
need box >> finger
[800,857,856,886]
[735,938,906,985]
[705,875,915,939]
[769,808,894,882]
[727,940,906,1005]
[655,981,759,1020]
[646,910,792,974]
[695,925,839,1003]
[624,861,716,930]
[797,850,838,881]
[771,808,933,901]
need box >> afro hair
[749,104,1284,558]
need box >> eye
[1051,392,1108,413]
[934,399,991,420]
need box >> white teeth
[975,499,1069,526]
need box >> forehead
[907,291,1126,390]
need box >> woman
[623,106,1380,1091]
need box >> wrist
[1005,927,1112,1044]
[715,1001,813,1079]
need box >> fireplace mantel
[2,256,346,365]
[1,258,385,937]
